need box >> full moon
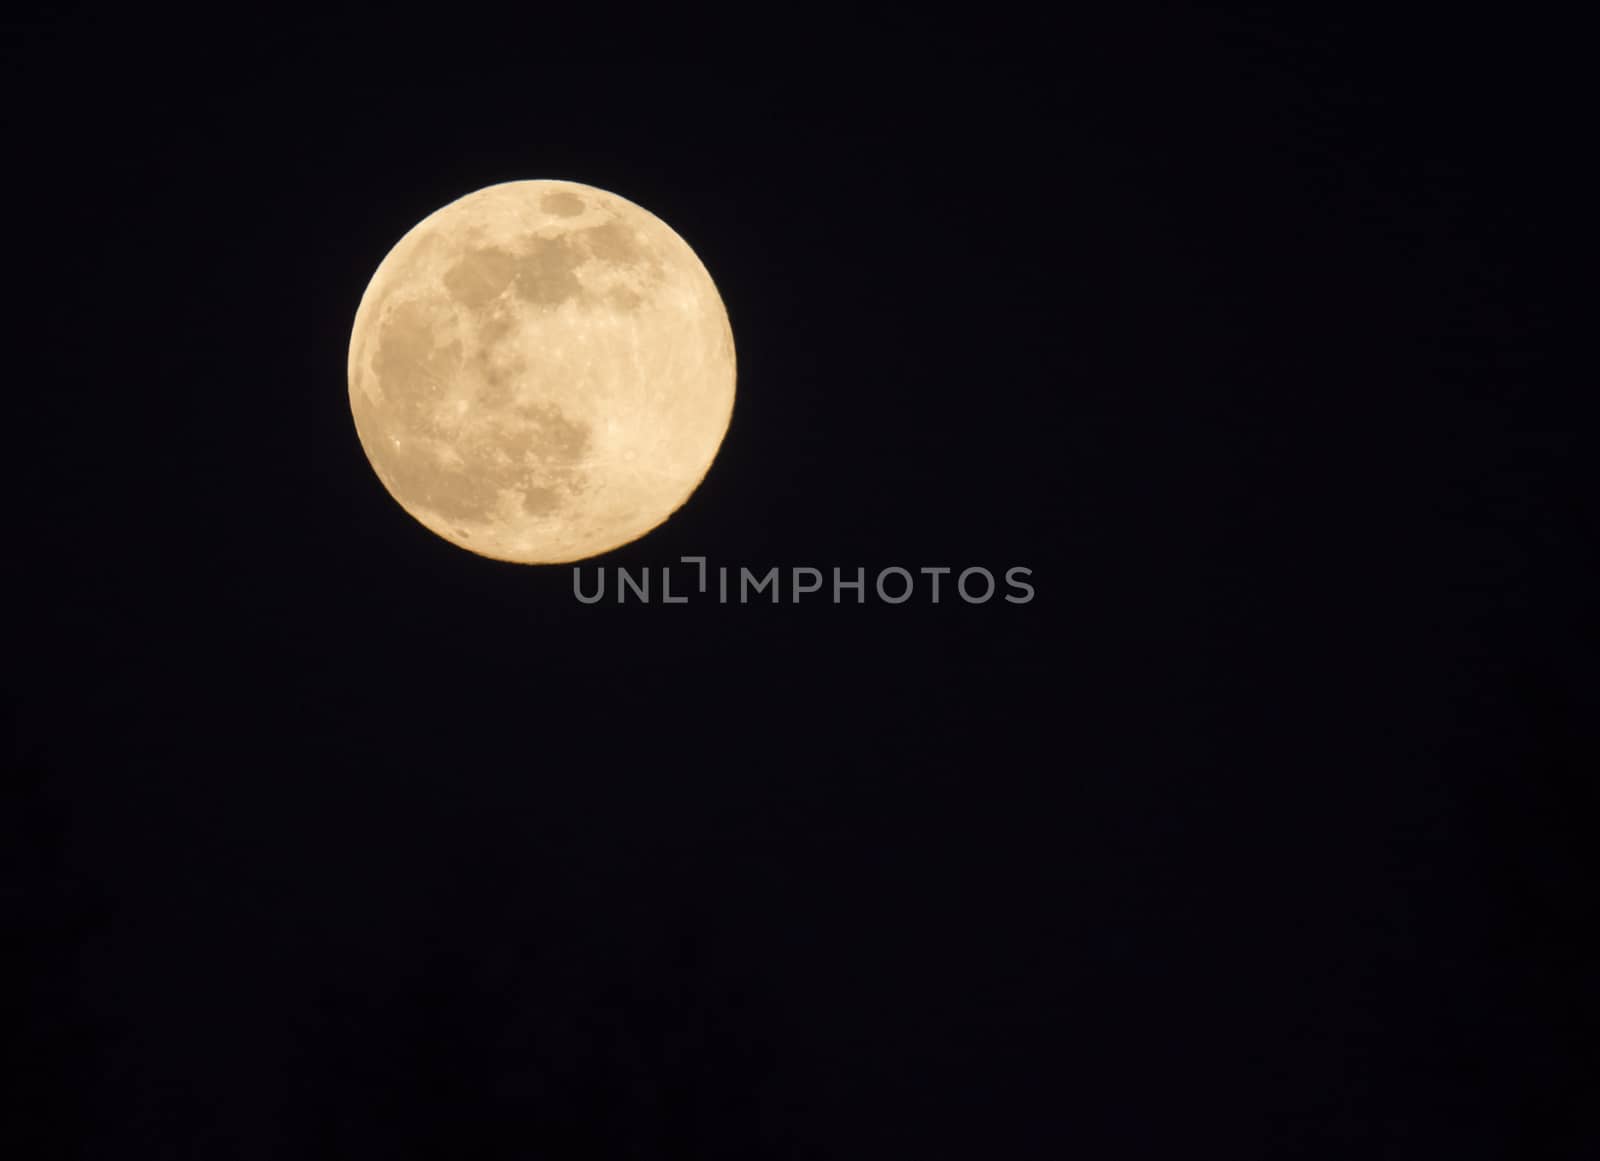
[347,180,735,563]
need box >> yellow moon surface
[347,180,735,563]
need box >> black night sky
[7,9,1591,1159]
